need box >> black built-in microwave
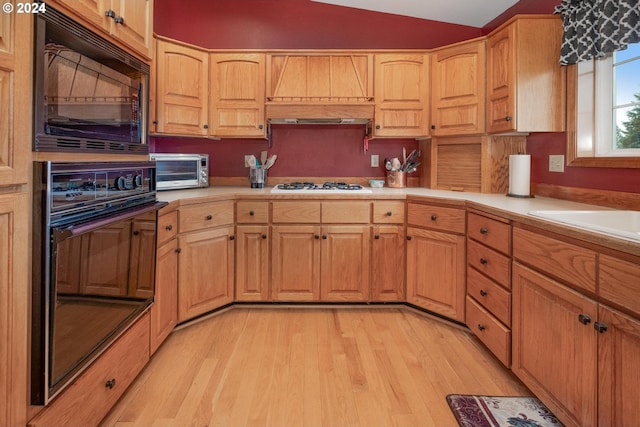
[33,5,150,154]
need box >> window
[568,42,640,167]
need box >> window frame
[567,58,640,168]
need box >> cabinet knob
[374,234,380,239]
[229,235,235,241]
[152,120,158,125]
[479,290,488,297]
[114,16,124,25]
[261,234,267,239]
[375,125,381,129]
[505,115,512,122]
[386,211,392,216]
[314,234,320,239]
[165,224,173,231]
[578,314,591,325]
[105,9,116,18]
[105,378,116,389]
[406,235,412,241]
[249,210,255,216]
[431,125,436,130]
[479,227,488,234]
[479,258,488,265]
[258,124,264,129]
[132,230,140,236]
[206,214,213,220]
[322,234,328,240]
[477,324,486,331]
[430,215,437,221]
[203,124,209,129]
[594,322,608,333]
[175,247,181,254]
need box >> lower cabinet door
[512,262,597,427]
[235,225,270,301]
[371,225,406,301]
[406,227,466,321]
[178,227,234,321]
[150,238,178,354]
[271,225,321,301]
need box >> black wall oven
[33,5,149,154]
[31,161,165,405]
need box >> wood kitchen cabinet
[150,208,178,355]
[177,201,235,321]
[371,201,406,301]
[128,217,157,299]
[235,199,271,301]
[374,53,430,138]
[47,0,153,59]
[512,262,597,427]
[209,53,266,138]
[406,201,466,321]
[486,15,565,134]
[431,39,486,136]
[155,39,209,136]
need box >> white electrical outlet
[371,154,379,167]
[244,155,252,167]
[549,155,565,172]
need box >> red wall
[153,0,640,193]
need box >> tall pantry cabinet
[0,6,31,426]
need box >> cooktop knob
[133,174,143,188]
[114,176,127,190]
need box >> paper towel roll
[508,154,531,197]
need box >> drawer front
[513,227,596,294]
[373,201,405,224]
[157,210,178,245]
[236,201,269,223]
[407,203,465,234]
[599,254,640,314]
[467,212,511,255]
[272,201,321,223]
[179,200,234,233]
[322,201,370,223]
[467,239,511,289]
[28,313,150,427]
[466,296,511,367]
[467,267,511,326]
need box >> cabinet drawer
[157,210,178,245]
[179,200,234,233]
[407,203,465,234]
[467,239,511,289]
[28,313,150,427]
[272,201,321,223]
[466,296,511,367]
[236,201,269,223]
[467,212,510,255]
[322,201,370,223]
[599,254,640,314]
[467,267,511,326]
[513,227,596,294]
[373,201,405,224]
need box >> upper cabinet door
[108,0,153,60]
[374,53,430,138]
[0,10,30,186]
[51,0,110,31]
[209,53,266,138]
[486,16,565,134]
[155,40,209,136]
[431,40,486,136]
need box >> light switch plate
[244,155,253,167]
[549,155,565,172]
[371,154,379,167]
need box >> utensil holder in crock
[249,168,267,188]
[386,171,406,188]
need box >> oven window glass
[156,160,199,183]
[49,211,156,392]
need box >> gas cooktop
[270,182,373,194]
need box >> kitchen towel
[508,154,531,197]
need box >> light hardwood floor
[101,306,529,427]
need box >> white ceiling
[310,0,520,27]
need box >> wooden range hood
[265,53,374,124]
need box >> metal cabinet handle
[165,224,173,231]
[477,324,486,331]
[175,247,181,254]
[374,234,380,239]
[261,234,267,239]
[505,115,512,122]
[479,227,488,234]
[229,235,235,241]
[249,210,254,216]
[258,124,264,129]
[105,9,116,18]
[479,290,488,297]
[314,234,320,239]
[375,124,381,129]
[406,236,412,241]
[594,322,608,333]
[480,258,488,265]
[132,230,140,236]
[430,215,437,221]
[203,124,209,129]
[105,378,116,389]
[206,215,213,220]
[386,211,392,216]
[322,235,328,240]
[578,314,591,325]
[431,125,436,130]
[114,16,124,25]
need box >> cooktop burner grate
[276,182,365,191]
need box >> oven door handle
[52,201,168,241]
